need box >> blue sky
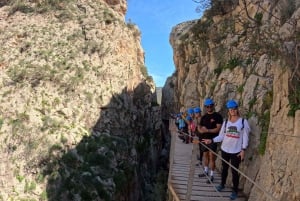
[125,0,201,87]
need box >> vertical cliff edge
[0,1,167,200]
[162,0,300,200]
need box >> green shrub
[214,56,241,76]
[191,19,211,35]
[36,173,45,183]
[248,97,257,110]
[8,0,75,15]
[262,90,273,111]
[24,180,36,193]
[103,9,115,25]
[226,57,241,70]
[237,84,244,94]
[258,110,270,155]
[16,174,25,182]
[288,86,300,117]
[61,152,78,166]
[0,117,3,130]
[254,12,263,25]
[9,1,34,15]
[214,66,223,76]
[40,190,47,200]
[140,65,149,78]
[204,0,238,17]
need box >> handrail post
[168,119,180,201]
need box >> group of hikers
[174,98,251,200]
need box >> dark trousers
[221,150,241,193]
[198,135,202,160]
[199,144,203,161]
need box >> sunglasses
[205,105,214,108]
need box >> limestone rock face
[104,0,127,16]
[163,0,300,200]
[0,1,162,200]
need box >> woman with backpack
[202,99,250,200]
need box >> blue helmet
[204,98,214,106]
[187,108,194,115]
[226,100,238,109]
[194,107,202,113]
[186,115,192,121]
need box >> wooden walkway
[168,122,246,201]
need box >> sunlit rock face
[0,0,165,200]
[163,0,300,200]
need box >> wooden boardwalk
[168,123,246,201]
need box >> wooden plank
[172,167,190,171]
[171,180,188,185]
[191,190,233,196]
[172,184,187,190]
[168,122,246,201]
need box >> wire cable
[174,129,280,201]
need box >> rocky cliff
[0,1,167,201]
[162,0,300,200]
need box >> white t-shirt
[213,117,250,154]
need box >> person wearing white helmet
[202,99,250,200]
[197,98,223,184]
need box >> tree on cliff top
[193,0,239,16]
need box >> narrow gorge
[0,0,300,201]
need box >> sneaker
[230,192,238,200]
[206,176,214,184]
[215,184,225,192]
[198,171,208,177]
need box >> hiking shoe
[230,192,238,200]
[215,184,225,192]
[198,172,208,177]
[206,176,214,184]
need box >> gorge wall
[0,0,167,200]
[162,0,300,200]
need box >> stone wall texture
[162,0,300,200]
[0,1,164,200]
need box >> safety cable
[264,132,300,139]
[175,129,280,201]
[176,130,226,200]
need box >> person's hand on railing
[202,139,212,144]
